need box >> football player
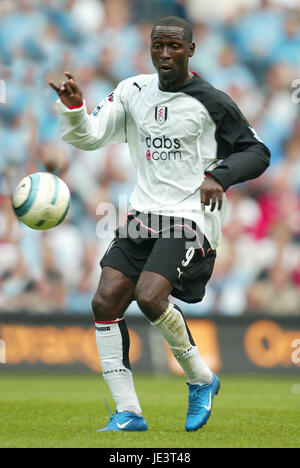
[49,16,270,432]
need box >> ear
[188,42,196,58]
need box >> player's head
[151,16,195,88]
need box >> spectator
[247,262,300,315]
[270,12,300,67]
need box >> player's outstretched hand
[200,176,224,211]
[48,72,83,108]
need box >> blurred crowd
[0,0,300,316]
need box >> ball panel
[11,176,32,209]
[54,194,71,227]
[51,175,60,205]
[13,173,40,218]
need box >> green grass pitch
[0,373,299,448]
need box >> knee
[92,290,121,322]
[135,286,167,321]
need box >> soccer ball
[12,172,71,230]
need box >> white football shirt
[56,73,270,249]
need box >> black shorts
[100,213,216,304]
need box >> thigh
[142,236,216,304]
[100,237,154,284]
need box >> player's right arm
[48,72,127,150]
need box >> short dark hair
[152,16,193,43]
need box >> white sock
[151,303,213,385]
[95,318,142,414]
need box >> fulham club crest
[155,106,168,125]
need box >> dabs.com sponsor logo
[145,135,182,161]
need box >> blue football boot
[185,373,220,431]
[97,410,148,432]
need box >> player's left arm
[203,94,271,193]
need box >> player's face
[151,26,195,90]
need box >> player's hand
[200,176,224,211]
[48,72,83,108]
